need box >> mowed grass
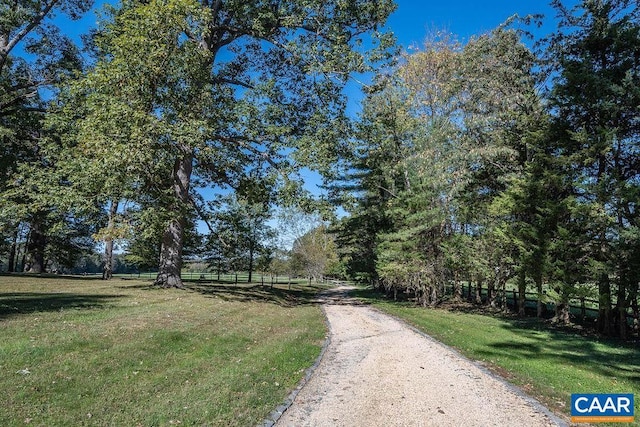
[0,275,327,426]
[353,288,640,425]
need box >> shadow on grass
[185,281,367,307]
[0,272,106,281]
[349,287,407,306]
[0,292,124,319]
[114,282,156,290]
[186,282,327,307]
[479,318,640,385]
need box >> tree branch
[211,76,254,89]
[376,184,398,199]
[189,193,216,234]
[212,134,281,170]
[0,0,60,73]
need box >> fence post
[235,274,238,285]
[580,297,586,321]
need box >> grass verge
[353,287,640,425]
[0,275,327,426]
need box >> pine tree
[548,0,640,337]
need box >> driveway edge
[259,304,332,427]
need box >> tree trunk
[430,284,438,307]
[19,250,26,273]
[453,271,462,302]
[154,151,193,288]
[498,276,507,311]
[155,218,185,288]
[553,286,571,324]
[597,273,613,335]
[616,281,627,340]
[554,302,571,324]
[25,218,46,274]
[8,225,18,272]
[247,241,254,283]
[475,276,483,305]
[102,200,119,280]
[103,238,115,280]
[534,270,543,318]
[488,277,497,308]
[517,267,526,317]
[631,287,639,338]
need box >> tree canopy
[0,0,638,339]
[330,1,639,338]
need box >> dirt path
[272,286,567,427]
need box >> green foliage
[290,224,339,279]
[328,1,640,339]
[46,0,396,286]
[547,0,640,336]
[0,0,98,273]
[2,0,638,339]
[335,24,552,308]
[204,194,275,277]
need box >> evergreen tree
[547,0,640,337]
[205,193,275,283]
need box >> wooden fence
[120,271,313,286]
[457,282,637,327]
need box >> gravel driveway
[269,286,567,427]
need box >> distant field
[353,288,640,425]
[0,274,327,426]
[108,271,320,287]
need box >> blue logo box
[571,394,634,423]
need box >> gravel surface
[272,286,567,427]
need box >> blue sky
[388,0,563,48]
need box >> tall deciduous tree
[0,0,92,272]
[64,0,395,288]
[0,0,90,116]
[291,224,338,281]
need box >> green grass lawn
[353,288,640,425]
[0,275,327,426]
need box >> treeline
[330,1,640,339]
[0,1,395,284]
[0,204,339,284]
[2,0,639,339]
